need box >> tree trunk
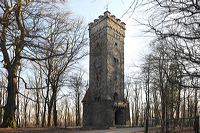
[182,88,186,126]
[153,91,160,126]
[65,100,69,127]
[161,92,166,132]
[1,71,17,128]
[175,84,181,127]
[0,88,2,124]
[47,85,57,126]
[24,96,28,127]
[53,100,57,127]
[42,80,50,127]
[36,90,40,126]
[42,99,47,127]
[75,91,81,127]
[16,93,20,127]
[16,68,21,127]
[131,102,134,126]
[194,86,198,117]
[64,109,67,127]
[47,101,53,127]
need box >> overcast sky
[67,0,152,75]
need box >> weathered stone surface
[82,11,130,129]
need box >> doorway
[115,110,124,125]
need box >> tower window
[114,93,118,101]
[95,96,101,101]
[114,76,117,81]
[113,57,119,63]
[96,75,99,80]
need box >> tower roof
[82,88,92,102]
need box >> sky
[67,0,152,75]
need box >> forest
[0,0,199,132]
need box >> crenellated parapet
[89,11,126,38]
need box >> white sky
[67,0,153,75]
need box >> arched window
[113,93,118,101]
[113,57,119,63]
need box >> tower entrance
[115,110,124,125]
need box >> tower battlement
[89,11,125,29]
[89,11,126,37]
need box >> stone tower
[82,11,130,129]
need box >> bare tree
[28,65,43,126]
[0,75,7,125]
[30,12,88,127]
[0,0,72,128]
[125,75,142,126]
[140,0,200,85]
[69,69,86,127]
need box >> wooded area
[0,0,199,132]
[127,0,200,132]
[0,0,87,128]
